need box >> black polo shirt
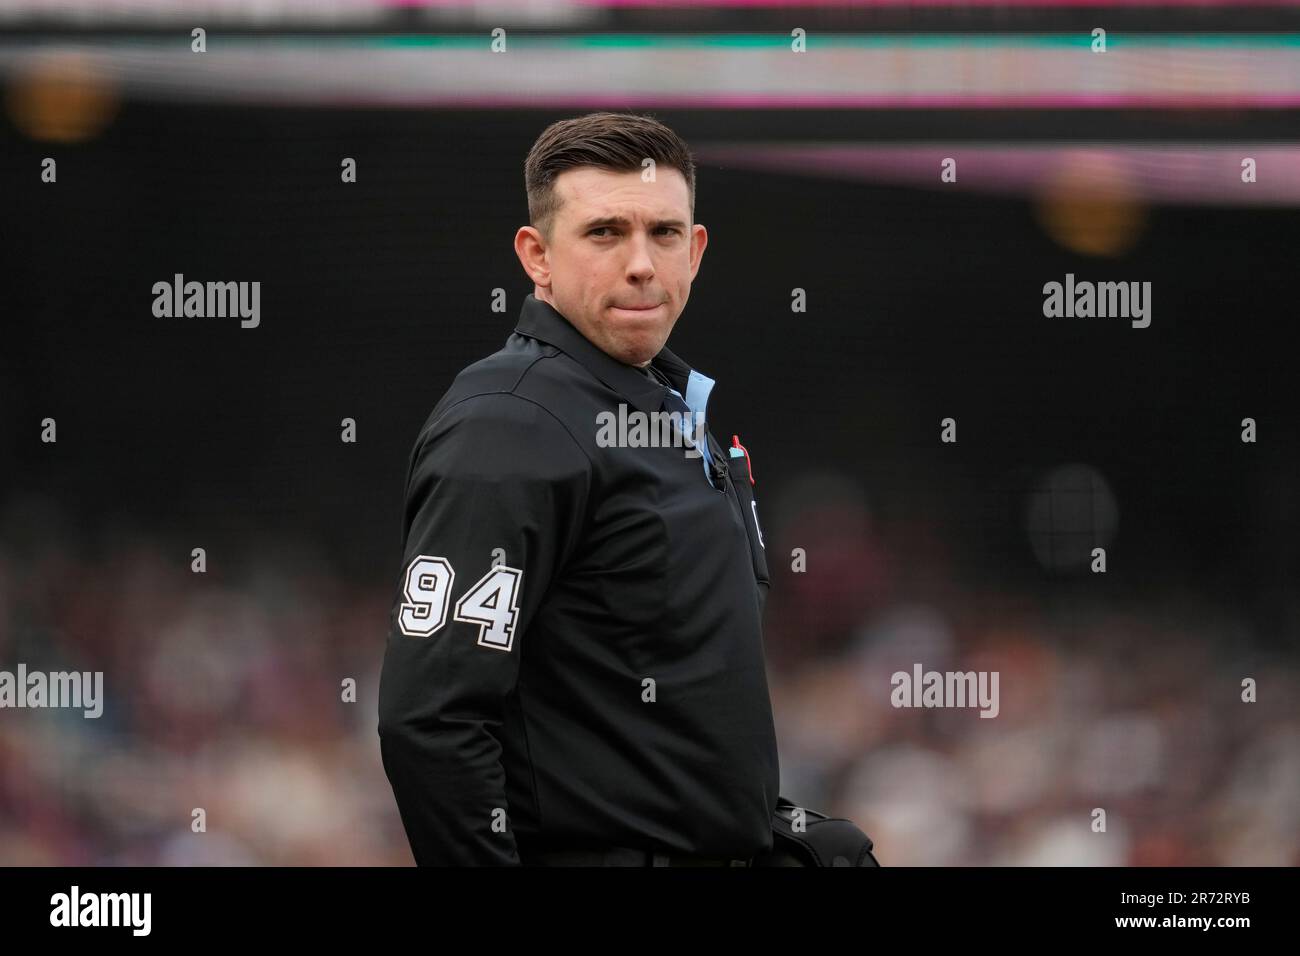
[378,293,780,865]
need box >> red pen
[730,435,755,486]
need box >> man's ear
[688,223,708,281]
[514,225,551,288]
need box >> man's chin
[591,319,673,366]
[611,342,662,368]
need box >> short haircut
[524,111,697,241]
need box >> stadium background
[1,0,1298,864]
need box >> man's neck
[642,363,671,387]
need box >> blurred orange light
[6,53,118,144]
[1034,150,1147,258]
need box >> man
[377,112,779,866]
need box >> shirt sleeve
[378,392,591,865]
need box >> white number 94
[398,556,523,652]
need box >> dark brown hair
[525,112,696,241]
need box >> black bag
[751,798,881,867]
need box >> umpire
[380,112,804,866]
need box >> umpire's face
[515,165,707,368]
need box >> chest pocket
[714,433,770,587]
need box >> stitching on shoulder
[500,393,595,472]
[507,349,553,393]
[424,350,594,472]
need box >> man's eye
[588,226,679,238]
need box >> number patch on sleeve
[454,566,523,652]
[398,555,523,652]
[398,557,455,637]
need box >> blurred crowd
[1,486,1296,866]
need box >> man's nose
[624,233,655,280]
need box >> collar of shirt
[514,293,716,426]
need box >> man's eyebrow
[580,215,688,231]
